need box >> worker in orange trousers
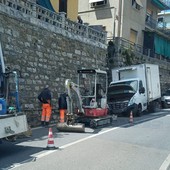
[38,85,52,127]
[58,93,67,123]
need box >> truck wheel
[148,101,161,112]
[162,102,168,109]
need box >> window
[158,17,164,23]
[130,29,138,44]
[157,17,165,28]
[145,14,150,22]
[146,9,152,22]
[139,80,143,89]
[89,0,107,8]
[132,0,143,10]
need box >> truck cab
[108,78,146,116]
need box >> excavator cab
[77,69,107,109]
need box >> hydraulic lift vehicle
[56,69,117,132]
[0,40,28,143]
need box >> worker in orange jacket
[38,85,52,127]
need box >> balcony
[113,37,170,62]
[145,15,170,36]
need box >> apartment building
[158,10,170,29]
[78,0,170,59]
[144,0,170,59]
[78,0,148,43]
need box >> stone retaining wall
[0,12,107,117]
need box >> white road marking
[16,116,156,162]
[33,127,120,160]
[11,126,121,169]
[159,154,170,170]
[60,127,119,149]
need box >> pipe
[56,122,85,133]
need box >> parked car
[161,89,170,108]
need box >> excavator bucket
[56,122,85,133]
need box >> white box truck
[107,64,161,116]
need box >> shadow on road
[0,143,41,169]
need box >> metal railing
[0,0,107,44]
[114,37,169,61]
[145,15,170,36]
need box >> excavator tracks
[77,114,117,129]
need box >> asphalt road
[1,109,170,170]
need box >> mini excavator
[56,69,117,132]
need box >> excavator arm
[56,79,85,132]
[65,79,84,114]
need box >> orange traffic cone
[129,111,133,124]
[44,128,58,150]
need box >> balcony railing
[114,37,170,62]
[145,16,158,29]
[161,0,170,7]
[0,0,107,45]
[145,15,170,36]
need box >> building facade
[79,0,170,59]
[144,0,170,59]
[158,10,170,29]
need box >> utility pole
[113,8,117,38]
[118,0,122,37]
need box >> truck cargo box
[111,64,161,102]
